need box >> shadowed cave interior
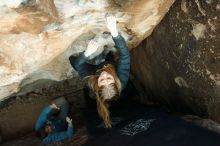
[0,0,220,146]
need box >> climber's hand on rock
[106,14,118,37]
[84,40,99,57]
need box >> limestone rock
[0,0,175,101]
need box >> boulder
[0,0,175,101]
[131,0,220,122]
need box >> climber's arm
[69,40,99,79]
[106,15,130,89]
[35,105,53,131]
[113,35,130,89]
[42,126,73,144]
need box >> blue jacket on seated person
[35,98,73,144]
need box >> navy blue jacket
[35,106,73,144]
[69,34,130,90]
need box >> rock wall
[131,0,220,122]
[0,0,175,101]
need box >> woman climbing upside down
[69,15,130,128]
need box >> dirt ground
[0,77,88,146]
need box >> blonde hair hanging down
[87,64,122,128]
[96,94,111,128]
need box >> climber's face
[98,71,115,87]
[45,125,53,134]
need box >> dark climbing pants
[52,97,69,121]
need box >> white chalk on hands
[84,40,99,57]
[106,15,118,37]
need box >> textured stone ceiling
[0,0,175,101]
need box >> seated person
[35,97,73,144]
[69,15,130,128]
